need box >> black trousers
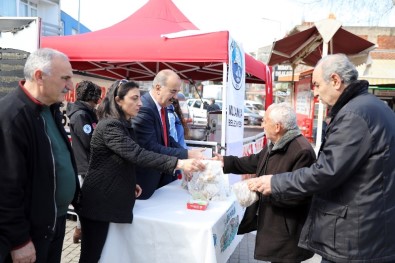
[3,215,66,263]
[79,216,109,263]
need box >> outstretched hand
[247,175,273,195]
[177,159,206,173]
[187,148,206,160]
[212,153,224,167]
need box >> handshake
[176,148,207,175]
[212,152,273,195]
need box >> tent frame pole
[221,62,227,155]
[314,41,328,153]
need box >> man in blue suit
[133,69,204,199]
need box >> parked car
[177,93,192,122]
[244,100,265,117]
[185,98,210,124]
[179,100,189,118]
[245,105,260,115]
[186,99,263,126]
[244,106,263,126]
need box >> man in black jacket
[0,48,80,263]
[67,80,101,243]
[248,54,395,262]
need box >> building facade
[0,0,91,98]
[265,22,395,145]
[61,10,90,35]
[1,0,62,36]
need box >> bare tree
[297,0,394,26]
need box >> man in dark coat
[207,98,221,112]
[132,69,204,199]
[66,80,101,243]
[249,54,395,262]
[216,103,315,262]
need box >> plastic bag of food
[232,180,259,207]
[187,160,230,201]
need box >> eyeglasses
[114,79,128,97]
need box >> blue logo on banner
[230,40,243,90]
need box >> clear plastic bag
[232,180,259,207]
[187,160,230,201]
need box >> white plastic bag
[187,160,230,201]
[232,180,259,207]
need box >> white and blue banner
[225,37,245,184]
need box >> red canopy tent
[41,0,269,85]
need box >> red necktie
[160,107,168,146]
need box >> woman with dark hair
[77,80,205,263]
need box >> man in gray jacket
[248,54,395,262]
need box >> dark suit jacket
[132,92,188,199]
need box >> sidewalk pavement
[61,219,81,263]
[61,219,321,263]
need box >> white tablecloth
[100,180,244,263]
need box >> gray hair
[151,69,178,90]
[24,48,69,81]
[316,53,358,86]
[267,102,298,131]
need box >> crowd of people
[0,48,395,263]
[0,48,205,263]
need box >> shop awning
[267,18,376,67]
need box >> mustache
[61,87,69,94]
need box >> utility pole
[77,0,81,34]
[260,17,282,109]
[261,17,282,41]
